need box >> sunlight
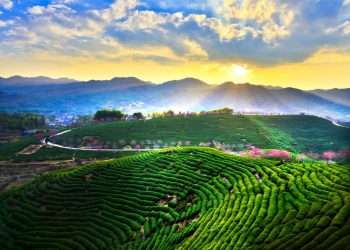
[232,64,251,75]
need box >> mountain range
[0,76,349,120]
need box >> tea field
[1,147,349,249]
[53,115,349,154]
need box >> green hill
[1,147,349,249]
[53,115,349,154]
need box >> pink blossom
[199,142,207,146]
[135,144,141,150]
[35,133,43,140]
[130,140,136,145]
[247,143,253,149]
[185,141,191,146]
[97,145,103,150]
[104,145,109,149]
[269,149,291,159]
[99,118,105,122]
[252,148,263,155]
[322,151,336,163]
[50,132,57,137]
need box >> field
[1,147,349,249]
[52,115,349,154]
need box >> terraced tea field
[53,115,350,154]
[1,147,349,249]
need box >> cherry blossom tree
[76,138,82,144]
[339,148,350,162]
[199,142,207,146]
[35,133,43,140]
[50,131,57,137]
[296,153,307,162]
[119,139,126,145]
[104,145,109,149]
[307,152,319,163]
[135,144,141,150]
[99,118,105,122]
[322,151,336,164]
[130,140,136,145]
[97,145,103,150]
[231,144,237,151]
[185,141,191,146]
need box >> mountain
[0,76,349,120]
[309,88,350,108]
[0,76,77,86]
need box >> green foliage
[0,112,45,132]
[94,109,125,120]
[0,147,349,249]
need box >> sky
[0,0,350,90]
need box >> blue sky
[0,0,349,89]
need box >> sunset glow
[0,0,349,89]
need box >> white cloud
[326,21,350,35]
[27,4,75,15]
[343,0,350,6]
[0,19,13,27]
[0,0,13,9]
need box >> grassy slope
[1,147,349,249]
[54,115,349,153]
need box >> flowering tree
[296,153,307,162]
[99,118,105,122]
[306,152,319,163]
[339,148,350,162]
[50,131,57,137]
[135,144,141,150]
[157,140,163,144]
[104,145,109,149]
[141,141,145,145]
[231,144,237,151]
[97,145,103,150]
[199,142,207,146]
[185,141,191,146]
[322,151,336,164]
[130,140,136,145]
[178,141,183,146]
[35,133,43,140]
[119,139,126,145]
[269,149,291,160]
[69,124,74,129]
[246,143,253,149]
[62,142,67,147]
[76,138,82,144]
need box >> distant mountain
[0,76,77,86]
[309,88,350,108]
[262,85,284,90]
[0,76,349,120]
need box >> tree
[132,112,143,120]
[322,151,336,164]
[339,148,350,162]
[94,109,125,120]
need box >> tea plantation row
[54,115,350,154]
[0,147,349,249]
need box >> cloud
[1,0,350,69]
[343,0,350,6]
[27,4,75,15]
[0,0,12,10]
[327,21,350,35]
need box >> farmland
[52,115,349,154]
[1,147,349,249]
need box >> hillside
[51,115,350,154]
[1,147,349,249]
[0,76,349,120]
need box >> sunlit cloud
[232,64,251,75]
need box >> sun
[232,65,251,75]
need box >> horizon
[0,1,349,90]
[1,74,349,91]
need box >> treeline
[0,112,45,132]
[94,110,125,120]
